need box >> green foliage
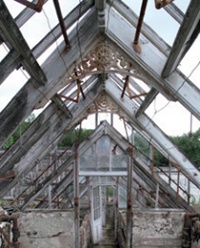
[58,128,94,147]
[2,114,35,149]
[154,149,169,167]
[107,186,114,196]
[134,128,200,168]
[170,128,200,168]
[134,132,150,157]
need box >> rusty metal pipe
[0,215,19,248]
[133,0,148,52]
[14,0,44,12]
[53,0,70,49]
[118,228,126,248]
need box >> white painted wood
[79,171,127,176]
[91,186,103,243]
[105,79,200,189]
[105,7,200,120]
[162,0,200,77]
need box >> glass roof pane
[145,94,200,136]
[123,0,180,45]
[174,0,190,13]
[0,43,9,62]
[19,1,58,49]
[178,36,200,88]
[4,0,25,18]
[0,69,28,112]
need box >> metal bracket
[155,0,174,9]
[14,0,44,12]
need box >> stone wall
[131,209,186,248]
[18,210,75,248]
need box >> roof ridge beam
[96,0,106,32]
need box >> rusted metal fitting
[127,199,132,209]
[74,197,79,207]
[155,0,174,9]
[12,227,20,240]
[14,0,44,12]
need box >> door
[91,186,102,243]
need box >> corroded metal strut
[14,0,44,12]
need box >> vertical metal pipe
[127,148,133,248]
[74,144,80,248]
[133,0,148,52]
[111,113,113,127]
[187,179,190,204]
[95,113,98,128]
[155,183,159,208]
[48,185,52,209]
[176,167,180,200]
[115,178,119,239]
[53,0,70,49]
[168,161,171,186]
[150,145,154,176]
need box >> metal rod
[133,0,148,45]
[0,215,19,248]
[150,145,154,176]
[176,167,180,199]
[187,179,190,204]
[121,76,129,98]
[53,0,70,49]
[126,148,133,248]
[74,144,80,248]
[14,0,44,12]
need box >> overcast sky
[0,0,199,137]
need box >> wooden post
[155,183,159,208]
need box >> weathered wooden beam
[109,0,170,57]
[0,111,72,195]
[19,111,107,209]
[162,0,200,77]
[32,0,94,59]
[105,79,200,189]
[0,50,22,85]
[36,169,73,208]
[105,7,200,120]
[0,7,98,148]
[0,1,46,83]
[135,88,158,117]
[15,0,49,28]
[0,79,103,197]
[106,121,193,210]
[104,120,187,209]
[163,2,183,24]
[96,0,106,32]
[20,158,74,210]
[0,0,93,88]
[0,102,69,176]
[109,74,144,106]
